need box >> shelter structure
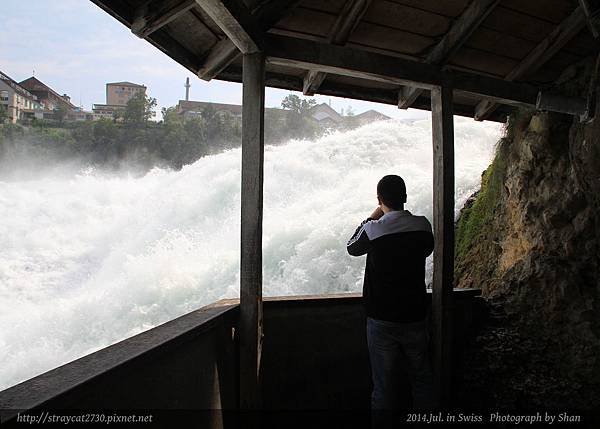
[1,0,599,423]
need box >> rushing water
[0,117,501,390]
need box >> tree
[281,94,318,139]
[161,106,181,126]
[281,94,316,116]
[343,105,359,130]
[54,103,68,124]
[123,92,157,126]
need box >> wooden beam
[198,0,301,80]
[580,0,600,38]
[303,0,372,95]
[266,34,540,106]
[131,0,195,38]
[431,85,455,407]
[198,38,240,80]
[217,65,513,122]
[330,0,373,45]
[239,52,265,410]
[398,0,499,109]
[475,6,586,121]
[194,0,262,54]
[303,70,327,95]
[536,91,589,116]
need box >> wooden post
[240,52,265,410]
[431,85,455,406]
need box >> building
[177,99,389,129]
[353,109,391,126]
[91,104,121,119]
[176,100,243,121]
[93,81,146,118]
[308,103,344,127]
[0,71,43,123]
[106,81,146,106]
[19,77,76,112]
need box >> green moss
[455,156,504,262]
[455,109,535,264]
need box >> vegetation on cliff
[455,131,508,262]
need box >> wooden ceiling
[91,0,599,122]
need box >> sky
[0,0,430,121]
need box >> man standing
[347,175,435,413]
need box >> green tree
[281,94,316,116]
[123,92,157,127]
[161,106,181,126]
[281,94,318,139]
[54,104,69,124]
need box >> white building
[0,70,42,123]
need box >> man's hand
[370,206,384,220]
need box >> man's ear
[377,195,381,205]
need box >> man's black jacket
[347,210,434,323]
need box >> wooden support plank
[303,70,327,95]
[431,85,455,407]
[266,34,540,106]
[398,0,499,109]
[303,0,373,95]
[217,65,513,122]
[198,38,240,80]
[198,0,301,80]
[536,91,589,116]
[330,0,373,45]
[239,52,265,410]
[475,6,586,121]
[132,0,195,38]
[580,0,600,38]
[195,0,262,54]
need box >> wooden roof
[91,0,599,122]
[19,77,77,110]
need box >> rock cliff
[455,56,600,410]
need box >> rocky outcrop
[455,57,600,410]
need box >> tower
[185,77,191,101]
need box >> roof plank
[580,0,600,38]
[266,33,540,107]
[198,38,241,79]
[197,0,301,80]
[304,0,373,95]
[363,0,451,37]
[398,0,500,109]
[194,0,262,53]
[216,65,512,122]
[475,6,586,121]
[147,28,203,73]
[132,0,196,38]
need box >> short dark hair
[377,175,406,209]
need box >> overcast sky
[1,0,431,120]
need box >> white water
[0,118,501,390]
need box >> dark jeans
[367,317,435,411]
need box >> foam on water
[0,118,501,390]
